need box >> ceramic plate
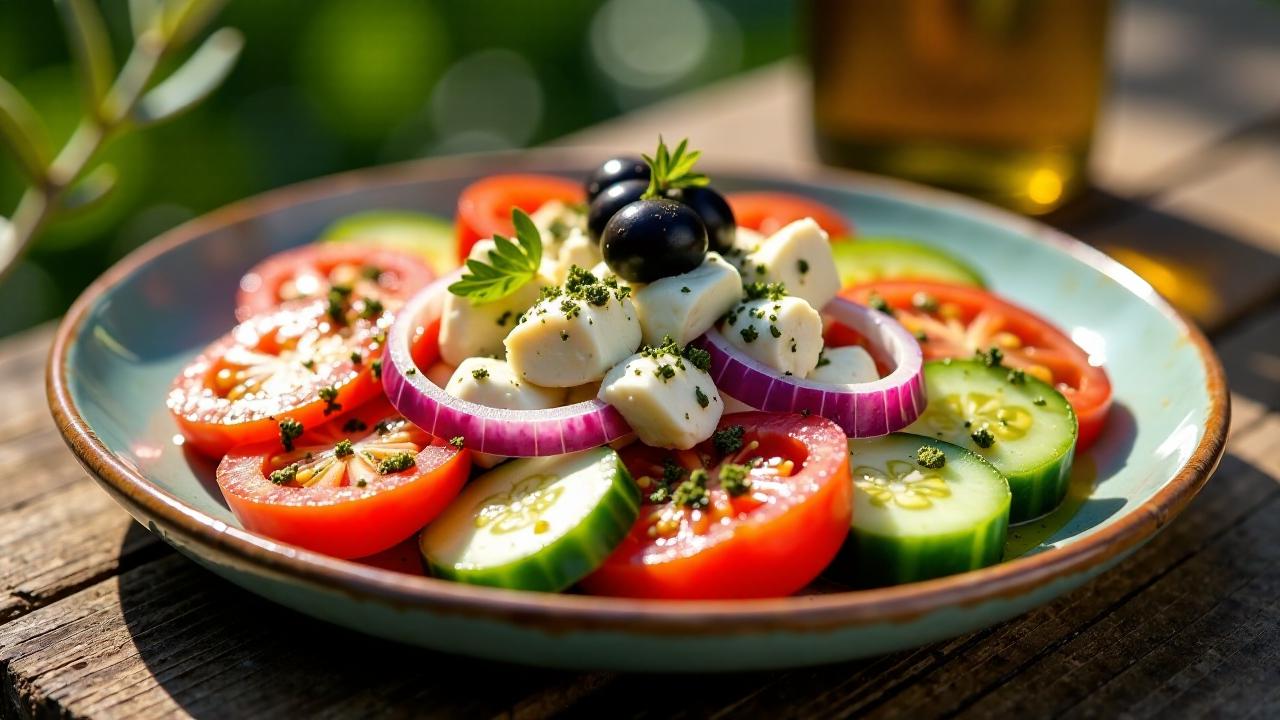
[48,150,1227,671]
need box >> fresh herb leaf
[916,445,946,469]
[278,418,304,452]
[712,425,745,455]
[642,136,709,199]
[447,208,543,303]
[269,464,298,485]
[377,451,415,474]
[719,463,752,496]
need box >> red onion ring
[383,272,633,456]
[695,297,925,437]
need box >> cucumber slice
[319,211,456,275]
[420,447,640,592]
[906,359,1077,522]
[832,237,985,287]
[845,433,1010,586]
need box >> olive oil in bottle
[810,0,1110,214]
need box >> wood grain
[4,1,1280,712]
[0,555,602,719]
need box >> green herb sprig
[447,208,543,303]
[641,136,708,199]
[0,0,243,281]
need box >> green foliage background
[0,0,796,337]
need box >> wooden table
[4,1,1279,716]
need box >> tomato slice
[727,191,853,239]
[168,296,391,457]
[843,281,1112,450]
[217,400,470,558]
[236,244,433,322]
[455,174,584,261]
[581,412,852,599]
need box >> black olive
[587,179,647,242]
[585,156,650,201]
[602,199,707,283]
[666,186,736,254]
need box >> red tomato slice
[455,174,584,261]
[217,400,470,558]
[167,296,391,457]
[581,412,852,599]
[236,244,433,322]
[727,191,853,239]
[843,281,1113,450]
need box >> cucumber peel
[832,237,985,288]
[906,360,1077,522]
[420,447,640,592]
[319,210,457,276]
[845,433,1010,586]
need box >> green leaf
[55,0,116,114]
[511,209,542,268]
[642,136,710,198]
[0,77,52,182]
[447,208,543,303]
[60,163,117,212]
[132,27,243,126]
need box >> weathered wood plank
[0,427,88,511]
[0,479,162,623]
[555,415,1280,720]
[0,555,597,720]
[958,452,1280,719]
[0,324,56,447]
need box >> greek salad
[167,138,1112,599]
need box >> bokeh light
[0,0,795,337]
[297,0,451,142]
[430,50,544,154]
[590,0,712,91]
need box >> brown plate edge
[45,148,1230,636]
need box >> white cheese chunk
[745,218,840,311]
[504,282,641,387]
[599,353,722,449]
[632,252,743,346]
[529,199,586,251]
[438,240,551,366]
[808,346,879,385]
[722,295,823,377]
[553,229,601,284]
[443,358,539,471]
[444,357,565,410]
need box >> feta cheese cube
[808,346,879,385]
[504,276,641,387]
[552,229,601,284]
[438,240,551,366]
[745,218,840,310]
[530,199,586,250]
[444,357,564,410]
[722,295,823,377]
[599,352,723,449]
[632,252,743,346]
[444,359,555,471]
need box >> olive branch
[0,0,243,280]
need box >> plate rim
[46,148,1229,635]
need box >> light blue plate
[48,150,1227,671]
